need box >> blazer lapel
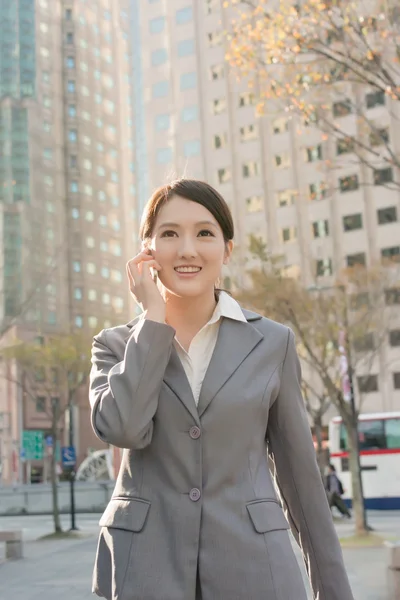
[197,316,263,418]
[163,346,200,424]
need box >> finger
[130,251,154,265]
[126,260,140,286]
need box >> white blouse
[174,292,247,405]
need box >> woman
[89,179,354,600]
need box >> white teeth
[175,267,201,273]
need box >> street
[0,511,399,599]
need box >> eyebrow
[158,220,218,229]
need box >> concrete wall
[0,481,115,515]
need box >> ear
[223,240,234,265]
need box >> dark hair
[139,179,234,242]
[329,464,336,472]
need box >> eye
[160,230,177,238]
[198,229,214,237]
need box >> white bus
[329,412,400,510]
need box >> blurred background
[0,0,399,599]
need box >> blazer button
[189,426,201,439]
[189,488,201,502]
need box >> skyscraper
[130,0,400,414]
[0,0,136,483]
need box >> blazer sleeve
[89,318,175,449]
[266,329,354,600]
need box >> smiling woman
[89,178,354,600]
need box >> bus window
[358,420,385,450]
[386,419,400,449]
[339,424,348,450]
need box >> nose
[178,234,198,259]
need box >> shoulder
[94,316,141,345]
[242,308,290,341]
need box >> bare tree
[237,235,397,535]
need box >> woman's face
[149,195,233,299]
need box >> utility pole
[68,396,78,531]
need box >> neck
[164,289,218,339]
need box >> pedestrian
[325,463,352,519]
[89,179,354,600]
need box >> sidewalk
[0,511,398,599]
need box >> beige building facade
[131,0,400,418]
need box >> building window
[378,206,397,225]
[88,290,97,301]
[178,39,195,57]
[72,260,81,273]
[275,153,291,169]
[246,195,263,213]
[316,259,333,277]
[207,31,223,47]
[240,124,258,142]
[176,6,193,24]
[381,246,400,261]
[149,16,166,33]
[157,147,173,164]
[74,287,82,300]
[205,0,219,14]
[75,316,83,328]
[357,375,378,392]
[337,138,354,155]
[374,167,393,185]
[312,220,329,238]
[66,8,72,20]
[281,227,297,243]
[239,92,255,107]
[66,56,75,68]
[218,168,232,184]
[370,128,389,147]
[276,189,297,207]
[66,32,74,44]
[242,161,259,178]
[67,80,76,93]
[347,252,366,268]
[68,104,77,117]
[87,262,96,274]
[389,330,400,347]
[343,213,363,231]
[153,81,169,98]
[43,148,52,160]
[213,133,227,149]
[71,208,79,219]
[86,211,94,221]
[272,116,289,134]
[70,181,78,193]
[339,174,359,193]
[36,396,46,413]
[102,293,111,304]
[101,267,110,279]
[69,129,77,142]
[394,373,400,390]
[385,287,400,305]
[333,99,352,117]
[180,72,197,90]
[305,145,322,163]
[209,63,224,80]
[309,181,327,201]
[212,98,226,114]
[182,106,198,122]
[366,90,385,109]
[156,114,170,130]
[151,48,168,66]
[184,140,201,157]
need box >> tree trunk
[345,416,369,535]
[50,421,62,533]
[314,415,326,475]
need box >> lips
[174,266,202,273]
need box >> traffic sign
[61,446,76,468]
[45,435,53,447]
[22,430,44,460]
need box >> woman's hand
[126,250,166,322]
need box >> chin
[161,278,213,299]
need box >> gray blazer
[89,310,354,600]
